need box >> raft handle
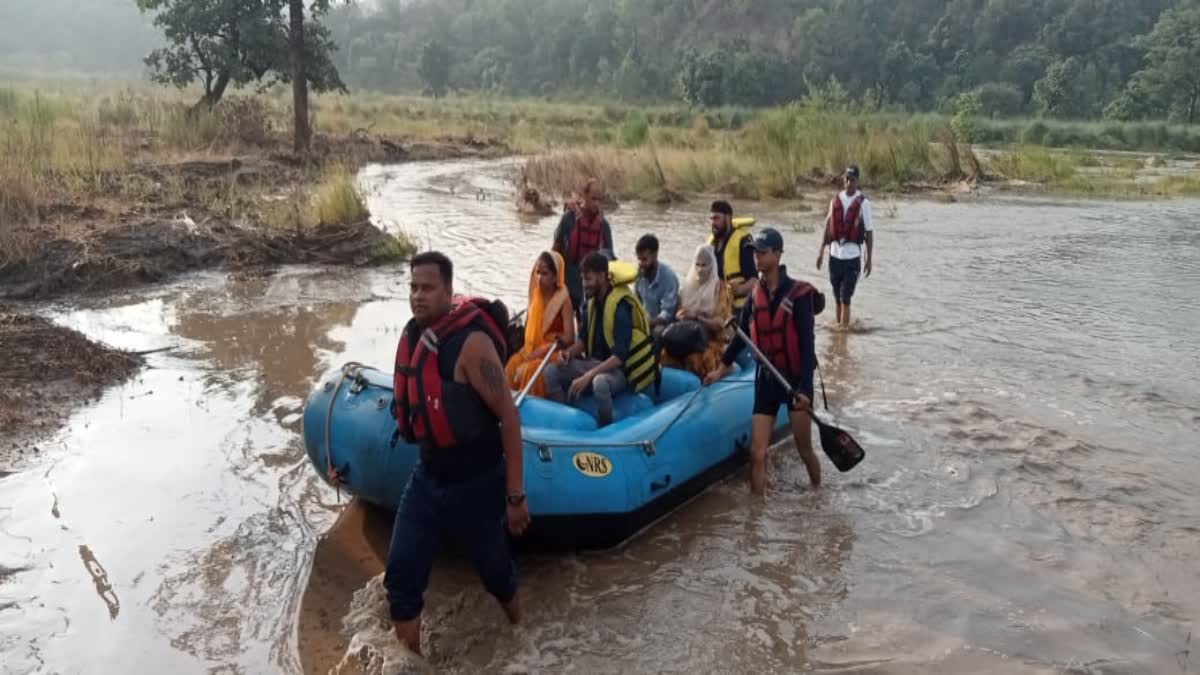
[348,371,368,395]
[641,440,656,457]
[537,444,552,462]
[650,475,672,492]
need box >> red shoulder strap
[788,281,816,299]
[432,297,509,360]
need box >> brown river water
[2,158,1198,674]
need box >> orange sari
[505,251,573,398]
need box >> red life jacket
[566,209,605,264]
[826,192,866,245]
[392,297,509,449]
[750,280,821,380]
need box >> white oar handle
[513,341,560,407]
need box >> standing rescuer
[816,165,874,329]
[385,251,530,656]
[706,228,826,494]
[553,178,615,320]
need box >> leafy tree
[1033,57,1090,117]
[974,82,1025,116]
[135,0,344,110]
[951,91,982,143]
[1000,44,1053,105]
[135,0,282,107]
[418,40,453,98]
[676,48,728,107]
[1118,3,1200,122]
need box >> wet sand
[299,500,391,674]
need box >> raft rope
[324,361,368,501]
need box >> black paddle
[727,322,866,472]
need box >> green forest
[3,0,1200,124]
[323,0,1200,122]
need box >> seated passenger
[544,253,658,426]
[633,233,679,341]
[505,251,575,398]
[660,245,733,378]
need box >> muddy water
[2,159,1198,674]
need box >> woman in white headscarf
[661,245,733,377]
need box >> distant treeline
[4,0,1200,124]
[325,0,1200,122]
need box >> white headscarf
[679,245,719,318]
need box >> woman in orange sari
[505,251,575,398]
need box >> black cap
[752,227,784,252]
[710,200,733,216]
[845,165,860,180]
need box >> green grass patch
[370,231,417,264]
[315,165,370,226]
[989,146,1076,182]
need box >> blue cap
[752,227,784,252]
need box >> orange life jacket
[392,297,509,449]
[750,280,822,380]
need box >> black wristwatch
[506,493,526,506]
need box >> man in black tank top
[384,252,531,656]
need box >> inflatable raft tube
[302,354,789,551]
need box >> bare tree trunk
[289,0,311,155]
[194,70,232,111]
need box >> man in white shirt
[816,165,874,329]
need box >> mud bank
[0,313,143,467]
[0,134,508,302]
[0,219,405,301]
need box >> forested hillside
[326,0,1200,121]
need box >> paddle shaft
[513,341,559,407]
[729,324,812,406]
[728,323,846,432]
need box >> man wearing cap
[706,227,825,494]
[707,200,757,313]
[816,165,873,329]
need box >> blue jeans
[383,461,517,621]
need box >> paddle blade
[814,416,865,472]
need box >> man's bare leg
[749,414,774,495]
[842,303,852,329]
[392,617,421,655]
[501,594,520,624]
[790,409,821,487]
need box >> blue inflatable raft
[303,355,788,550]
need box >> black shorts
[752,369,814,417]
[829,256,861,304]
